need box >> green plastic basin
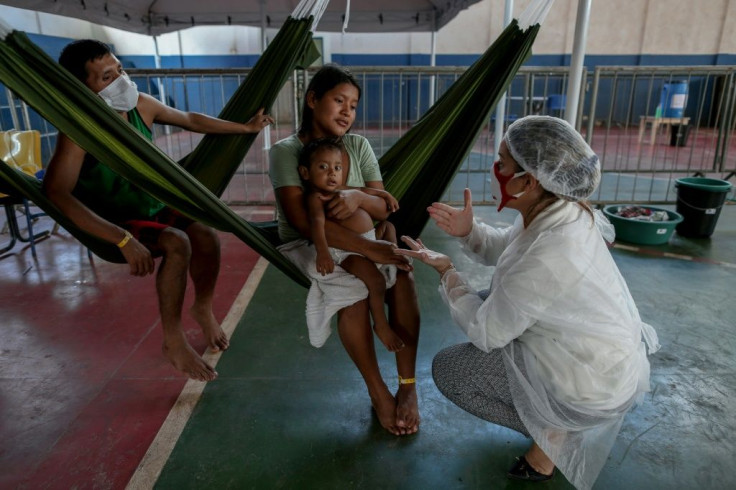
[603,205,684,245]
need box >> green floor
[156,204,736,489]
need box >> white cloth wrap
[279,229,397,348]
[438,200,659,490]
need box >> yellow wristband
[117,230,133,248]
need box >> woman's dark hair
[59,39,112,82]
[298,137,344,170]
[298,64,361,136]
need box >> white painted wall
[1,1,734,58]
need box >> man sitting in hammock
[43,39,274,382]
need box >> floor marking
[612,243,736,269]
[126,257,269,490]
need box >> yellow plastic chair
[1,130,51,257]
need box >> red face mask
[490,161,527,211]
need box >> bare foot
[162,333,218,381]
[370,388,400,435]
[190,304,229,352]
[373,321,405,352]
[395,383,420,435]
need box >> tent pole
[153,36,172,136]
[153,36,162,70]
[260,0,271,150]
[565,0,591,128]
[177,31,184,69]
[34,11,43,34]
[260,0,268,52]
[429,11,437,104]
[494,0,513,157]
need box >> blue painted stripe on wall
[716,54,736,64]
[333,53,482,66]
[333,53,736,67]
[21,34,260,70]
[27,33,80,62]
[159,54,260,69]
[13,33,736,69]
[118,55,261,69]
[119,55,157,69]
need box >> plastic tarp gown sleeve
[438,200,659,490]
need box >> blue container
[659,81,688,118]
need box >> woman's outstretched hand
[396,236,453,275]
[427,187,474,237]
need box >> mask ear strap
[523,173,540,191]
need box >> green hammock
[180,24,321,196]
[0,16,541,288]
[0,159,127,262]
[0,17,318,287]
[381,19,539,239]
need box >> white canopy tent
[0,0,483,35]
[0,0,592,130]
[0,0,486,145]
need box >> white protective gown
[439,200,659,490]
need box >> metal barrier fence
[586,66,736,204]
[1,65,734,206]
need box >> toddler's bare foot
[373,321,405,352]
[162,333,218,381]
[370,388,400,435]
[190,304,229,352]
[395,383,420,435]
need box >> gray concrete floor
[156,202,736,489]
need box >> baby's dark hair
[59,39,112,82]
[298,137,344,170]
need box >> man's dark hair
[58,39,112,82]
[298,137,344,169]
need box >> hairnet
[504,115,600,201]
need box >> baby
[298,137,405,352]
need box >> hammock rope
[0,0,549,288]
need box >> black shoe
[507,456,555,482]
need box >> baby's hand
[316,252,335,276]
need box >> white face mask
[98,72,138,112]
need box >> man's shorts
[120,207,194,256]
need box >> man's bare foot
[395,383,420,435]
[162,333,218,381]
[373,321,405,352]
[370,388,400,435]
[190,304,229,352]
